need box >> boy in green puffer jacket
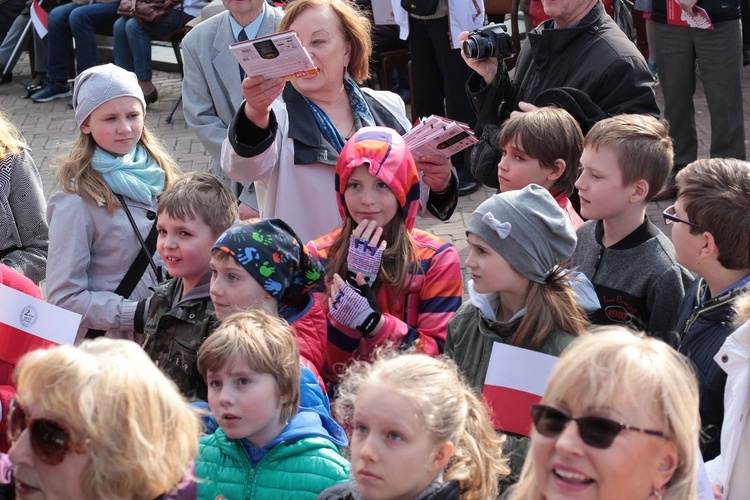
[195,309,350,499]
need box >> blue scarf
[91,144,165,204]
[304,78,376,152]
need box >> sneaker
[31,82,71,103]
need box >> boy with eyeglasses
[571,114,693,342]
[669,158,750,461]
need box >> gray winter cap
[73,64,146,127]
[467,184,577,283]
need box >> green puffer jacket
[141,273,218,400]
[196,428,350,499]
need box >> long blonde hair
[0,110,26,160]
[335,352,510,499]
[56,124,177,214]
[509,328,700,500]
[14,338,200,499]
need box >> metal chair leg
[166,94,181,124]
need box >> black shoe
[744,48,750,66]
[31,81,71,103]
[458,180,481,196]
[0,72,11,85]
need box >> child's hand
[347,220,387,286]
[328,273,382,336]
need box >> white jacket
[710,295,750,500]
[221,85,411,243]
[391,0,484,49]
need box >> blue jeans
[47,2,120,84]
[113,10,193,81]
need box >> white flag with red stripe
[482,343,559,436]
[30,0,48,39]
[0,285,80,365]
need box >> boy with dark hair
[140,172,239,400]
[670,158,750,461]
[496,106,585,228]
[571,114,693,340]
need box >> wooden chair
[483,0,522,69]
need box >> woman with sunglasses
[509,327,701,500]
[1,338,201,499]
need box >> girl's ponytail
[444,387,509,500]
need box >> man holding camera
[462,0,658,179]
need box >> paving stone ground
[2,51,748,289]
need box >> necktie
[238,29,248,81]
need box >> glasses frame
[8,398,87,465]
[530,404,667,449]
[663,205,701,229]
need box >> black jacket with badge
[141,273,218,401]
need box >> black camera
[461,24,515,60]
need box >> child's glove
[347,235,385,285]
[329,281,382,336]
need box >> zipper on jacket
[591,247,605,283]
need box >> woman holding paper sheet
[446,185,594,484]
[508,328,701,500]
[220,0,458,244]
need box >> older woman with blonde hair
[509,327,701,500]
[2,338,200,499]
[221,0,458,244]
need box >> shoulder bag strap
[85,197,160,339]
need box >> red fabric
[0,386,15,453]
[292,298,328,380]
[529,0,613,26]
[0,265,43,386]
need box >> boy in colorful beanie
[210,218,327,378]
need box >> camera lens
[461,39,478,59]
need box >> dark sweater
[572,219,693,343]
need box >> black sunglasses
[530,404,667,449]
[7,398,87,465]
[663,205,701,229]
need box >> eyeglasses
[7,398,87,465]
[663,205,701,229]
[530,404,667,449]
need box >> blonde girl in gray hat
[446,184,597,484]
[45,63,178,344]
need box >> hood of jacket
[335,126,421,232]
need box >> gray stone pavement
[2,51,748,287]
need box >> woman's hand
[415,155,452,193]
[458,31,498,86]
[348,220,387,285]
[241,75,286,128]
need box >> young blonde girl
[319,352,509,500]
[46,64,177,343]
[306,126,462,389]
[0,111,48,284]
[446,184,595,481]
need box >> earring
[651,487,664,500]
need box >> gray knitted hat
[73,64,146,127]
[467,184,577,283]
